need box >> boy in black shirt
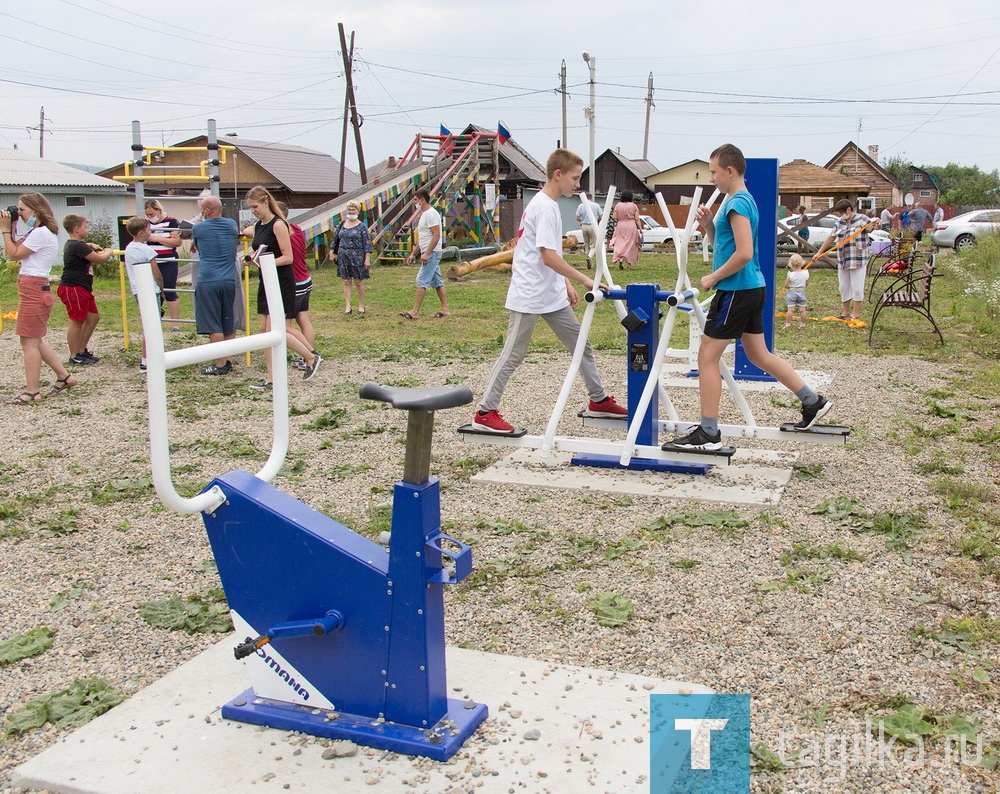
[59,214,113,365]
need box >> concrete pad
[472,447,797,506]
[13,640,711,794]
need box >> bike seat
[359,383,473,412]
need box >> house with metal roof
[98,136,361,210]
[0,148,128,247]
[581,150,658,201]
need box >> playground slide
[296,160,429,246]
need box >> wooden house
[581,150,658,201]
[906,165,938,205]
[644,159,713,205]
[779,159,871,214]
[824,142,903,212]
[99,136,361,212]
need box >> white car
[566,215,702,252]
[930,209,1000,251]
[779,214,889,249]
[778,214,838,248]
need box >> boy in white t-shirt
[123,216,164,372]
[472,148,627,433]
[782,253,809,329]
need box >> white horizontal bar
[163,329,283,370]
[580,417,847,445]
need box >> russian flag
[440,124,451,137]
[497,120,510,145]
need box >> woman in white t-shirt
[0,193,76,404]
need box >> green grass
[4,245,999,378]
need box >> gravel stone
[0,334,997,793]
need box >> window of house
[913,174,923,183]
[919,190,932,197]
[66,196,86,207]
[858,198,875,212]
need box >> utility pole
[642,73,654,161]
[582,53,596,195]
[339,29,355,193]
[338,23,367,184]
[560,60,567,150]
[38,106,45,159]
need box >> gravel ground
[0,329,998,793]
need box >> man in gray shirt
[908,202,933,243]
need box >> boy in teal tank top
[664,144,833,451]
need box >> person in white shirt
[471,149,628,433]
[124,216,165,373]
[574,191,603,270]
[401,189,450,319]
[0,193,76,403]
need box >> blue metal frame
[569,283,713,475]
[203,469,487,761]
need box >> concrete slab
[13,641,711,794]
[472,447,797,506]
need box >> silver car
[930,209,1000,251]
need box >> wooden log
[446,248,514,279]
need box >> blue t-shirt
[191,217,239,283]
[713,191,765,292]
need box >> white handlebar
[133,253,290,514]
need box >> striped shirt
[148,216,180,262]
[833,214,871,271]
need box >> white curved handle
[133,253,289,514]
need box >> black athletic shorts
[704,287,766,339]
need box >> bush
[954,232,1000,319]
[87,213,120,279]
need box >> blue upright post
[624,282,659,448]
[734,157,778,381]
[571,284,714,475]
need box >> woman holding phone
[1,193,76,404]
[242,186,321,390]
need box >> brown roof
[779,159,871,195]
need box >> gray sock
[701,416,719,435]
[796,386,819,407]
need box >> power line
[60,0,328,59]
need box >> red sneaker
[472,409,515,433]
[587,395,628,417]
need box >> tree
[923,163,1000,207]
[882,153,911,187]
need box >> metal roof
[228,138,362,193]
[606,150,660,180]
[0,148,126,190]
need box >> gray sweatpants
[479,305,607,412]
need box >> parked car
[930,209,1000,251]
[778,214,890,250]
[778,214,838,248]
[566,215,702,251]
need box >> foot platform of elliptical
[778,423,850,440]
[457,424,529,438]
[659,443,737,460]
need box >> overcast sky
[3,1,999,178]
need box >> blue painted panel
[735,158,778,381]
[202,470,391,717]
